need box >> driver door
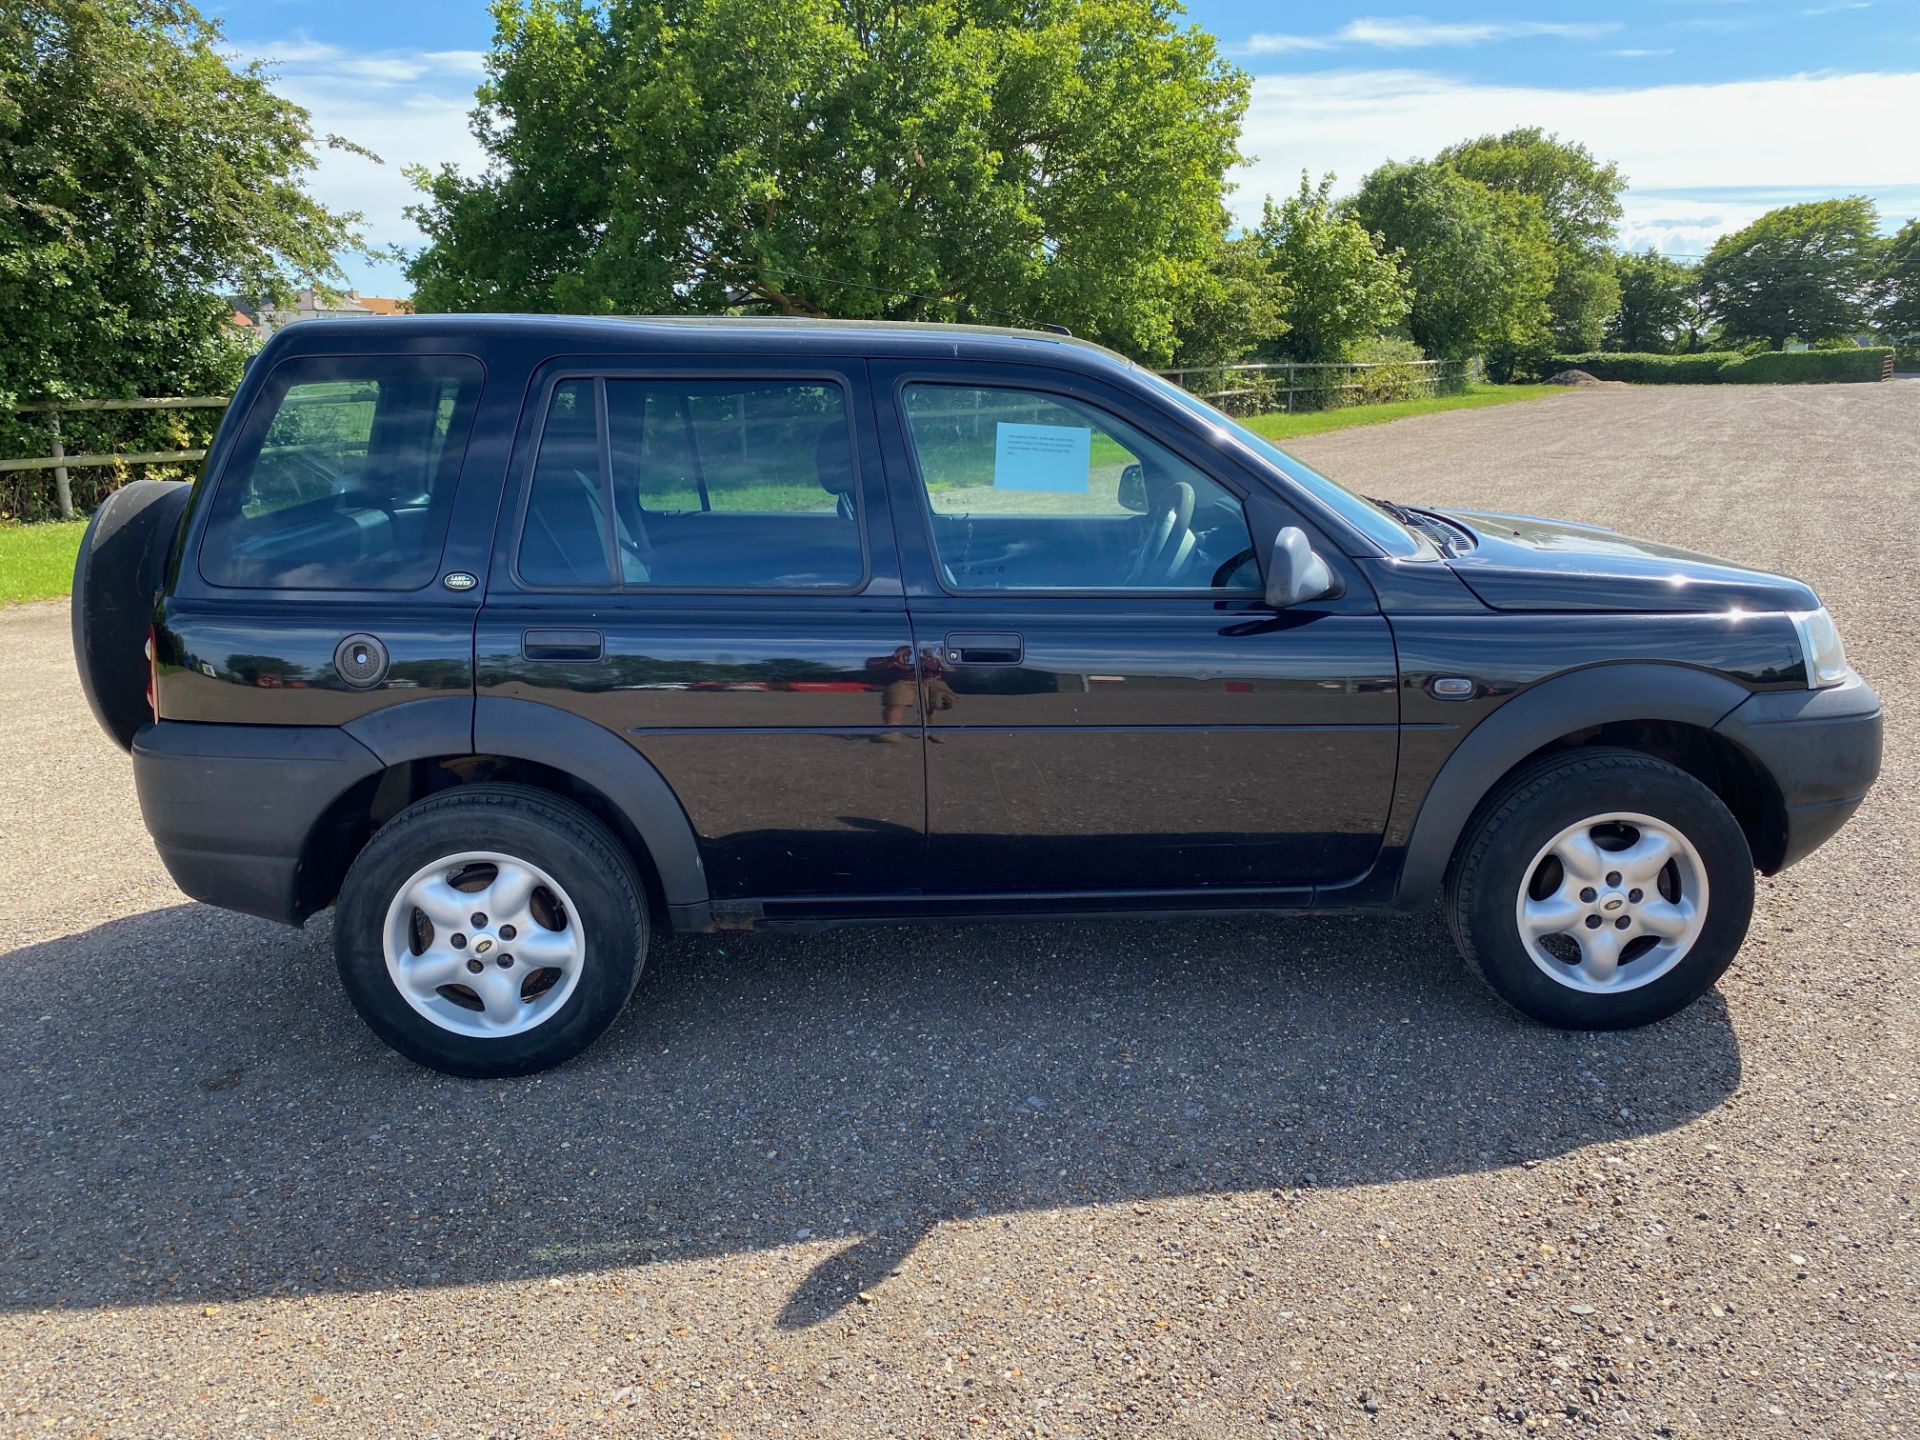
[872,360,1400,896]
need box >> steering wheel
[1127,480,1195,584]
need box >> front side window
[199,354,483,589]
[899,384,1260,593]
[515,377,863,591]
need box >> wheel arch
[294,697,707,929]
[1395,663,1783,909]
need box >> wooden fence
[1156,358,1472,415]
[0,396,230,518]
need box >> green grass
[1240,384,1563,442]
[0,520,85,606]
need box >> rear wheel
[335,784,646,1076]
[1445,749,1754,1028]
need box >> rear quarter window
[198,354,484,590]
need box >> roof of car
[268,312,1140,376]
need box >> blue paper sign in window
[993,422,1091,493]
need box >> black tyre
[1445,748,1754,1029]
[70,479,192,751]
[335,783,648,1077]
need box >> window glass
[900,384,1259,593]
[199,355,483,589]
[518,380,612,588]
[516,377,863,590]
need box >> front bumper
[1713,671,1883,873]
[132,721,382,925]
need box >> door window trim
[890,372,1270,602]
[505,365,874,597]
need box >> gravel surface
[3,382,1916,1439]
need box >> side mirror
[1117,462,1147,513]
[1265,526,1341,609]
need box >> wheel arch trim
[472,696,707,908]
[1394,663,1754,909]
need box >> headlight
[1790,608,1851,689]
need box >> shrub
[1549,352,1739,383]
[1717,348,1891,383]
[1545,349,1893,385]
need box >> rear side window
[515,377,864,591]
[199,354,484,589]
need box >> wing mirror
[1117,462,1147,513]
[1265,526,1341,609]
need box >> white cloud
[1231,68,1920,253]
[231,35,492,291]
[1608,48,1677,57]
[1242,16,1620,55]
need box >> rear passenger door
[476,360,925,899]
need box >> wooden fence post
[48,409,73,520]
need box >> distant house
[234,289,414,337]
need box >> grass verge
[0,520,85,606]
[1241,384,1563,443]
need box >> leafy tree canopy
[1880,218,1920,339]
[1608,250,1703,354]
[1166,220,1282,369]
[0,0,361,404]
[406,0,1250,363]
[1697,196,1884,349]
[1253,172,1409,362]
[1347,159,1554,360]
[1440,127,1624,351]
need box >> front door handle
[944,631,1023,666]
[522,628,604,662]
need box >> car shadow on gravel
[0,902,1741,1326]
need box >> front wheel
[335,784,647,1076]
[1445,749,1755,1029]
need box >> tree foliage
[407,0,1249,363]
[1697,196,1884,349]
[1347,159,1554,360]
[1608,250,1703,353]
[0,0,359,407]
[1166,223,1282,369]
[1880,218,1920,339]
[1439,127,1624,351]
[1253,172,1408,361]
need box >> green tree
[1346,159,1554,360]
[407,0,1250,364]
[1697,196,1885,349]
[1253,172,1409,361]
[1608,250,1703,353]
[1439,127,1624,351]
[1880,218,1920,339]
[0,0,360,414]
[1166,225,1283,369]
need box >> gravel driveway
[3,383,1915,1439]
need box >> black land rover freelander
[72,316,1883,1076]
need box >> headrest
[816,422,855,496]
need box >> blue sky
[207,0,1920,295]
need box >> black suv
[73,316,1882,1076]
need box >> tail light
[144,626,157,722]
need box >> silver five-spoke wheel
[1514,811,1709,994]
[381,850,586,1039]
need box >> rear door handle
[522,628,604,662]
[943,631,1023,665]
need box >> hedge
[1548,349,1893,385]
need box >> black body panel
[132,720,382,924]
[1438,509,1822,614]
